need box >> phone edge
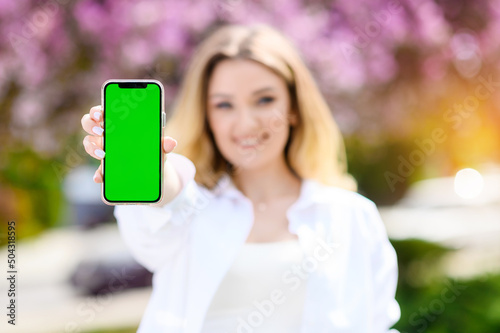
[100,79,165,206]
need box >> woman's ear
[288,111,298,127]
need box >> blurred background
[1,0,499,332]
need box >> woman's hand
[81,105,178,183]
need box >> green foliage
[345,136,415,204]
[391,239,500,333]
[0,146,64,246]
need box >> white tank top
[200,239,307,333]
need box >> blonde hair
[165,23,357,191]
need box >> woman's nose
[234,107,259,130]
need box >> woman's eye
[215,102,232,109]
[257,96,274,105]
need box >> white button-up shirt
[114,153,401,333]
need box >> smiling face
[206,58,297,172]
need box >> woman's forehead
[208,59,287,96]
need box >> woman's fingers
[89,105,103,122]
[163,136,178,154]
[93,163,103,183]
[83,132,103,148]
[83,135,105,160]
[82,105,105,161]
[83,105,176,184]
[81,105,104,137]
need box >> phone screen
[102,81,163,204]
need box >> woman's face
[206,58,296,171]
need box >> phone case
[100,79,166,205]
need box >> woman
[81,23,400,333]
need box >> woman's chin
[230,158,277,176]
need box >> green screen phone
[101,79,165,205]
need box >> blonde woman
[81,23,400,333]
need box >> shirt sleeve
[113,152,201,273]
[364,200,401,333]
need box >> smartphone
[101,79,166,205]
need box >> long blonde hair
[165,23,357,191]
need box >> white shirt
[201,239,307,332]
[114,153,401,333]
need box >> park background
[1,0,500,332]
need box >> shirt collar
[212,173,327,212]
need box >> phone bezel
[100,79,165,206]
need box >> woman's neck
[230,158,301,203]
